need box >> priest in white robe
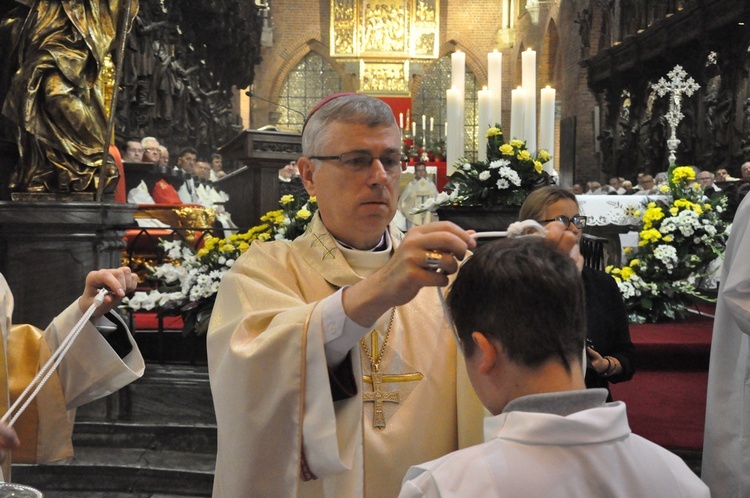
[702,193,750,496]
[0,267,145,472]
[207,94,581,497]
[399,163,439,228]
[400,237,709,497]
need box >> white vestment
[0,273,145,466]
[399,178,439,228]
[702,193,750,497]
[207,213,483,497]
[400,390,709,498]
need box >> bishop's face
[298,121,402,250]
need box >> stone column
[0,202,137,329]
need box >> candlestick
[522,48,537,151]
[539,86,556,174]
[510,86,525,141]
[478,87,492,161]
[451,50,466,95]
[488,50,502,126]
[446,87,463,174]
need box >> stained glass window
[412,55,478,161]
[274,52,344,132]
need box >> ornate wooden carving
[586,0,750,176]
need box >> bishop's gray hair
[301,94,397,158]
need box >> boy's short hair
[447,237,586,372]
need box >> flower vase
[436,205,519,233]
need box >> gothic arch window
[275,52,344,132]
[412,55,479,161]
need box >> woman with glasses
[519,186,635,400]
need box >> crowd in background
[572,163,750,197]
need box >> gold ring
[425,250,442,269]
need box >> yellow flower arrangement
[124,195,318,334]
[424,125,551,210]
[606,164,728,322]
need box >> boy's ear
[471,331,499,374]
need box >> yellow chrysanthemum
[197,248,209,258]
[486,127,501,137]
[538,150,551,162]
[642,206,665,229]
[533,161,543,174]
[517,150,531,161]
[659,184,670,194]
[296,209,312,220]
[280,194,295,205]
[629,259,640,267]
[670,207,679,216]
[499,144,514,155]
[620,266,634,280]
[509,139,524,148]
[639,228,662,244]
[672,166,696,183]
[238,242,250,252]
[220,243,236,253]
[662,235,673,243]
[258,233,271,241]
[624,247,632,254]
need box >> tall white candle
[430,117,434,132]
[422,114,426,133]
[510,86,525,141]
[488,50,502,126]
[521,48,537,151]
[539,85,556,174]
[477,87,492,161]
[446,87,463,174]
[412,121,416,138]
[451,50,466,95]
[399,112,404,130]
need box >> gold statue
[1,0,139,195]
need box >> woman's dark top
[582,265,636,401]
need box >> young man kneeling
[399,237,708,497]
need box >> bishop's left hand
[78,267,138,317]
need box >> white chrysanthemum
[489,159,510,169]
[496,178,510,190]
[653,244,678,269]
[498,166,521,186]
[478,171,491,181]
[462,162,472,171]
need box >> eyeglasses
[309,151,402,173]
[144,147,159,153]
[540,215,587,229]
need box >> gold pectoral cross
[362,331,423,429]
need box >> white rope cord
[1,288,109,428]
